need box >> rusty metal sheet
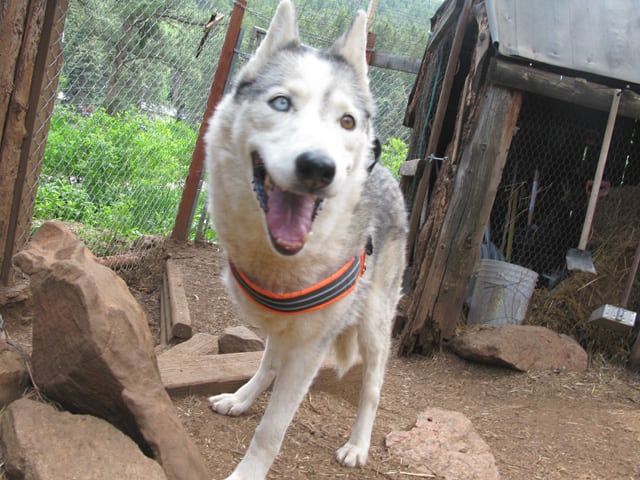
[486,0,640,85]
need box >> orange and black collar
[229,250,367,315]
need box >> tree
[61,0,228,122]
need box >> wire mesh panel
[33,0,232,258]
[23,0,441,263]
[487,92,640,285]
[190,0,442,240]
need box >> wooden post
[576,89,621,251]
[0,0,68,285]
[0,2,29,133]
[172,0,246,240]
[487,58,640,120]
[164,259,193,340]
[366,0,378,30]
[399,85,523,355]
[405,0,474,266]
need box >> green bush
[37,106,198,255]
[34,176,96,223]
[380,137,408,179]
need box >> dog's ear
[245,0,299,77]
[329,11,368,88]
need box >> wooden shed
[397,0,640,355]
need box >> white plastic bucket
[467,259,538,326]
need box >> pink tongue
[267,186,315,252]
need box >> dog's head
[219,0,376,256]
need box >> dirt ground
[3,238,640,480]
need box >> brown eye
[340,114,356,130]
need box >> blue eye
[269,96,291,112]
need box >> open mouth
[252,152,323,255]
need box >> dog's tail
[332,326,360,379]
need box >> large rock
[0,398,167,480]
[449,325,588,372]
[12,221,208,480]
[385,408,500,480]
[0,340,29,408]
[218,325,265,353]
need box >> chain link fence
[22,0,441,262]
[33,0,227,258]
[496,92,640,362]
[487,92,640,286]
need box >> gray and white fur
[205,1,407,478]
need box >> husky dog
[205,1,407,478]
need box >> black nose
[295,151,335,190]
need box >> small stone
[218,325,265,353]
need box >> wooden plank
[370,52,420,74]
[11,0,69,270]
[405,0,475,267]
[0,1,29,133]
[488,57,640,120]
[400,85,523,354]
[428,0,460,51]
[0,0,46,284]
[160,271,171,345]
[431,87,522,339]
[158,352,362,400]
[159,352,259,396]
[165,259,192,339]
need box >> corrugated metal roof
[486,0,640,85]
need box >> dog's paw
[208,393,251,416]
[336,442,368,467]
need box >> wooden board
[0,0,46,283]
[370,52,421,74]
[400,85,523,354]
[158,351,362,403]
[488,57,640,120]
[162,258,192,340]
[1,0,68,285]
[159,269,170,345]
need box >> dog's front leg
[209,337,278,416]
[224,344,327,480]
[336,313,391,468]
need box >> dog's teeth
[265,176,273,190]
[303,232,312,243]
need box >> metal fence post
[171,0,247,240]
